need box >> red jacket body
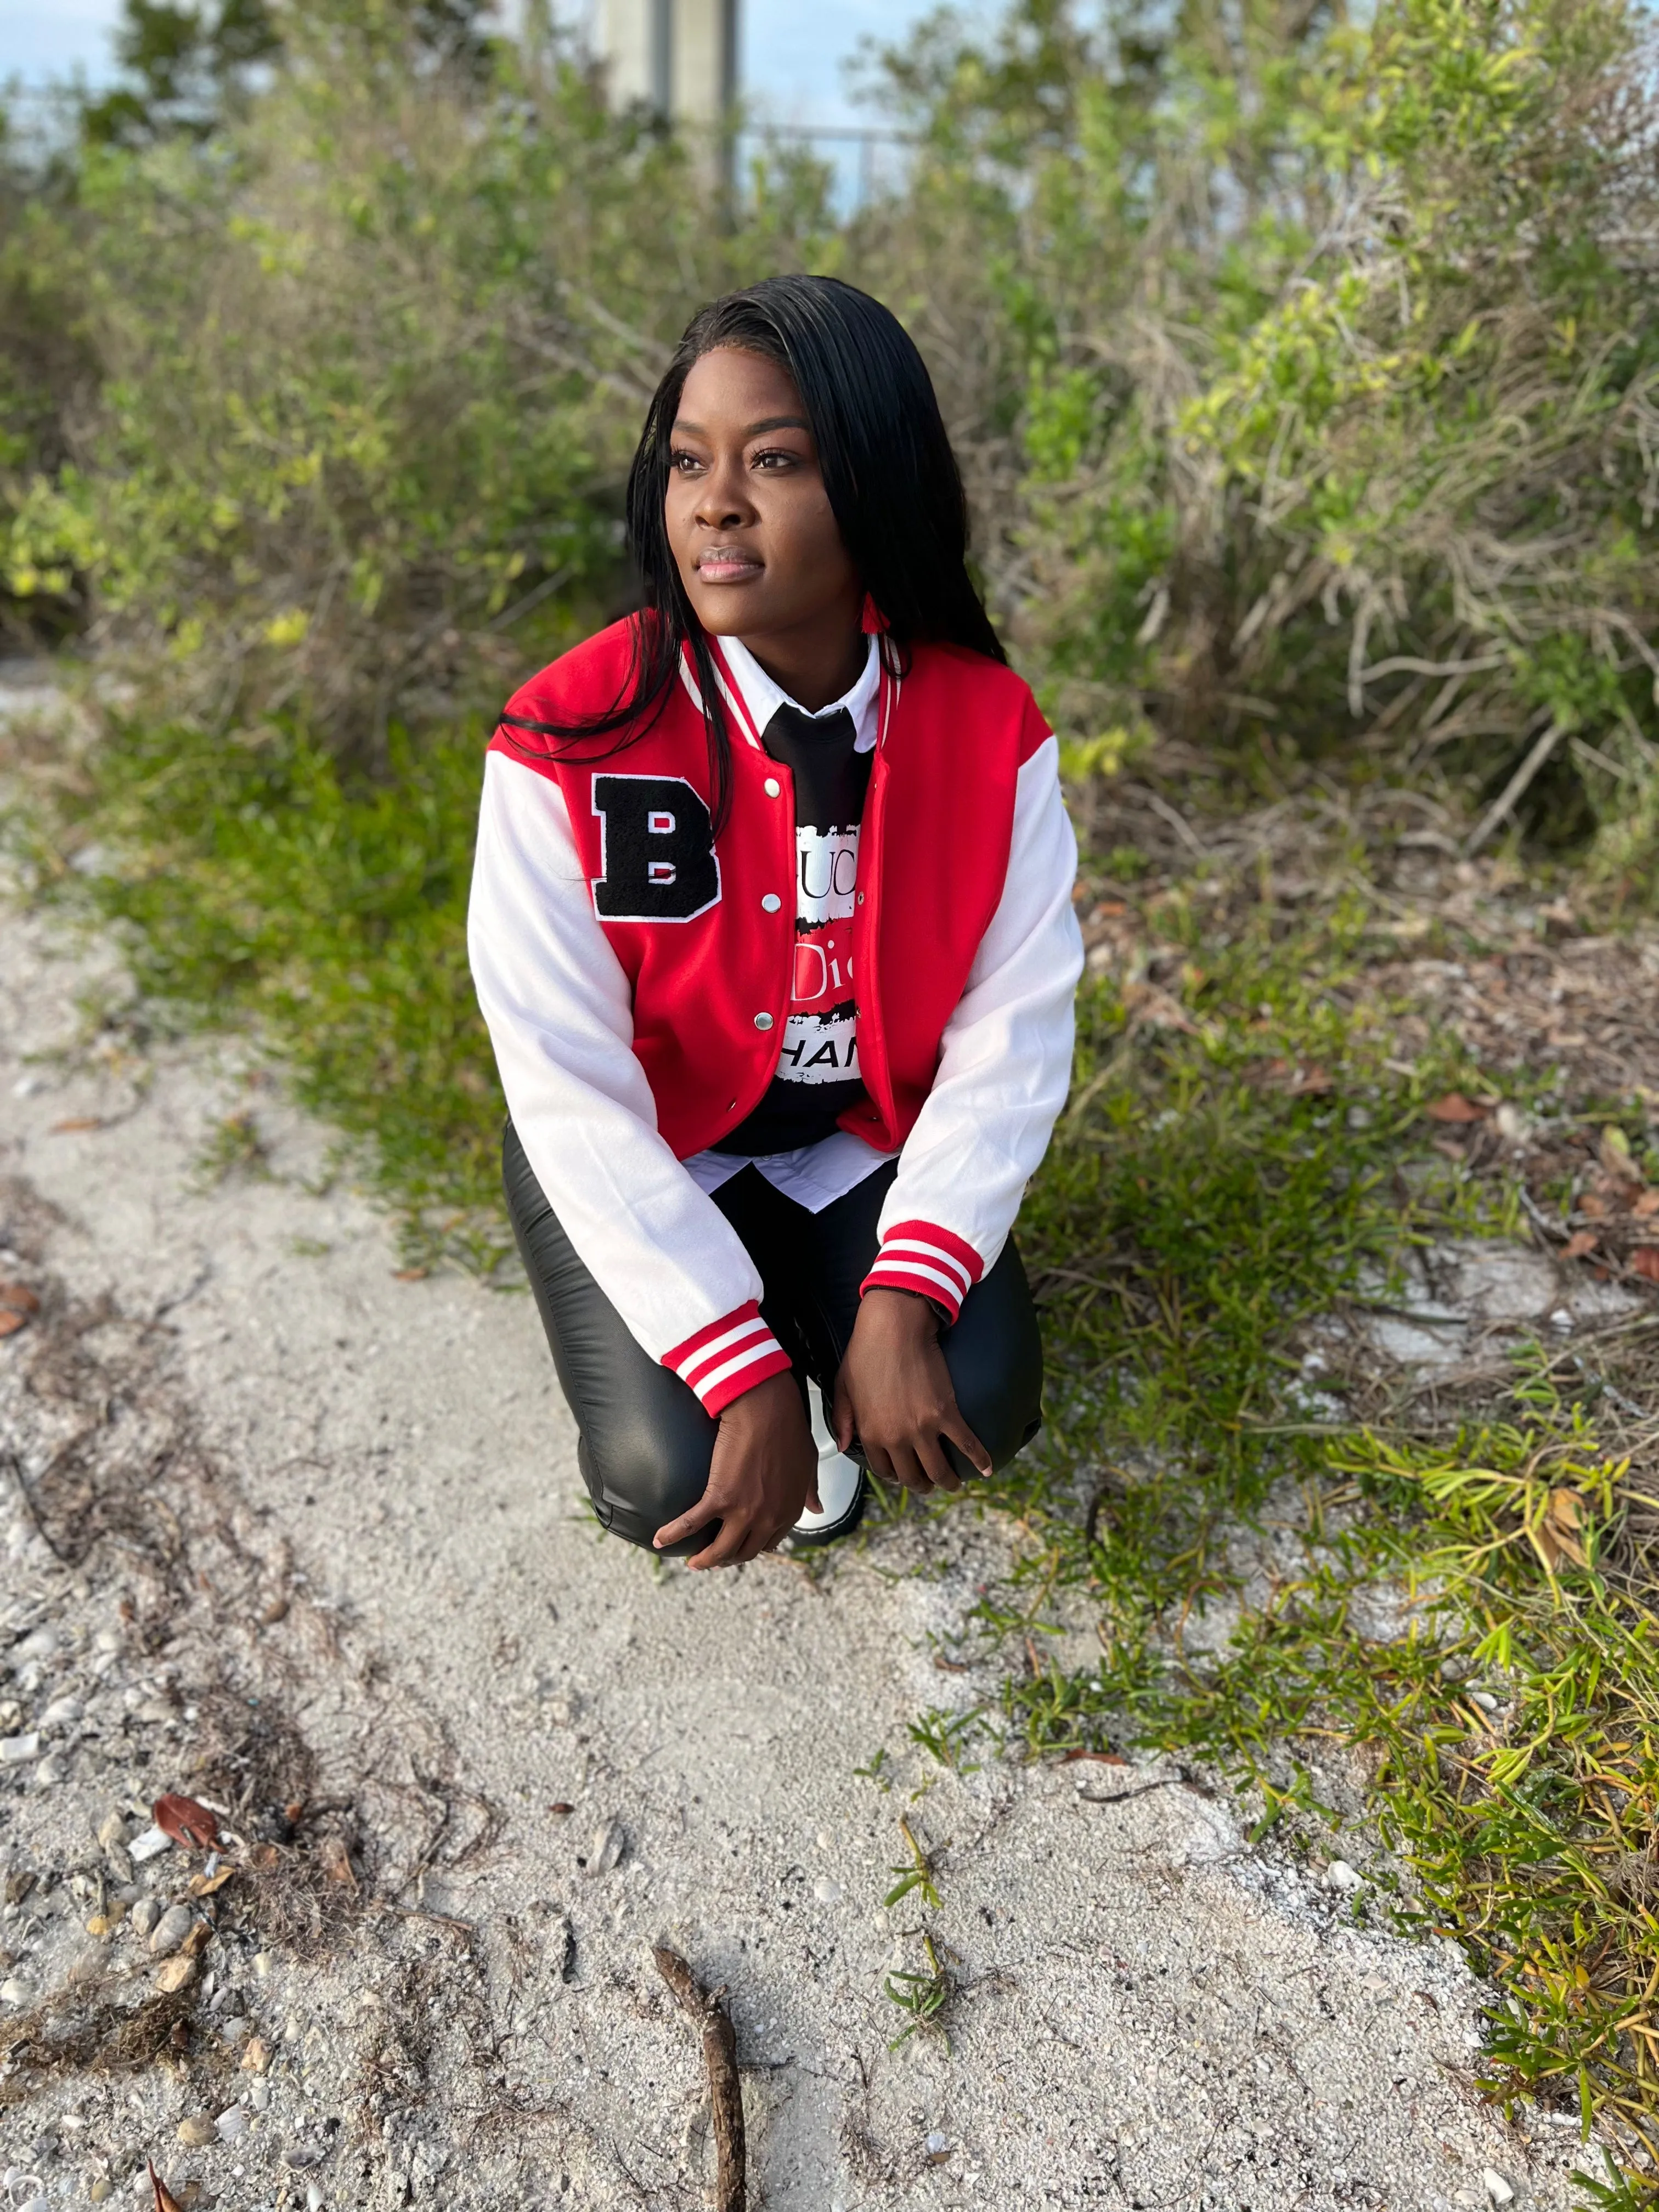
[488,618,1053,1160]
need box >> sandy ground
[0,756,1604,2207]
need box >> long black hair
[497,274,1006,823]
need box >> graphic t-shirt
[713,698,872,1156]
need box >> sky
[0,1,950,126]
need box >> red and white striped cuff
[662,1300,791,1417]
[859,1220,984,1326]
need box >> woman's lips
[696,550,764,583]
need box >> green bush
[1,16,834,755]
[856,0,1659,876]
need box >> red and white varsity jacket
[468,617,1083,1414]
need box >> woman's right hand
[653,1371,816,1569]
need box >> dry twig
[651,1944,745,2212]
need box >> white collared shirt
[683,633,888,1215]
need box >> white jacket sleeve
[863,735,1082,1320]
[468,752,791,1415]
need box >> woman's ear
[860,591,890,636]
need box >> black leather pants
[502,1120,1045,1554]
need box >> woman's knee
[579,1411,715,1555]
[942,1245,1045,1472]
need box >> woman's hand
[832,1288,991,1494]
[653,1371,817,1570]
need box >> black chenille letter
[590,774,720,923]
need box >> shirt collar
[716,631,881,755]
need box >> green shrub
[857,0,1659,879]
[1,19,834,756]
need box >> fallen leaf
[1632,1246,1659,1284]
[180,1918,213,1959]
[393,1267,428,1282]
[0,1312,27,1340]
[1599,1125,1639,1183]
[1561,1231,1600,1261]
[246,1842,281,1871]
[548,1802,575,1816]
[1536,1491,1588,1572]
[1426,1093,1490,1124]
[1635,1190,1659,1218]
[149,2161,184,2212]
[1091,900,1127,919]
[1582,1194,1609,1221]
[153,1794,222,1851]
[1120,981,1198,1035]
[1251,1058,1334,1096]
[1059,1749,1130,1767]
[0,1283,40,1313]
[187,1866,236,1898]
[50,1116,104,1133]
[318,1835,358,1889]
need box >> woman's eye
[752,448,799,471]
[669,452,702,473]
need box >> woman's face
[665,346,861,651]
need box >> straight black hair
[497,273,1006,823]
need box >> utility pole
[594,0,740,131]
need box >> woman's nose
[695,457,755,530]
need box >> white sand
[0,893,1593,2209]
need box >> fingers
[941,1404,993,1479]
[831,1375,856,1454]
[685,1507,755,1571]
[913,1427,963,1494]
[653,1494,721,1551]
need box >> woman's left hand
[832,1288,991,1495]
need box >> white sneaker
[792,1380,867,1545]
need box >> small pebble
[130,1898,161,1938]
[815,1829,833,1850]
[128,1827,173,1863]
[241,2035,272,2073]
[38,1696,82,1730]
[88,2183,112,2204]
[96,1812,127,1850]
[216,2107,249,2143]
[1469,1690,1500,1712]
[250,2080,272,2112]
[307,2187,325,2212]
[0,1977,36,2006]
[1327,1860,1364,1891]
[155,1956,197,1995]
[33,1753,69,1786]
[812,1876,843,1905]
[1483,2171,1515,2207]
[0,1733,41,1764]
[924,2130,951,2162]
[176,2113,216,2148]
[253,1950,273,1978]
[14,1628,58,1662]
[149,1903,194,1955]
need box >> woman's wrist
[859,1285,941,1339]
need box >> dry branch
[652,1944,745,2212]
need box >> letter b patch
[590,774,720,923]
